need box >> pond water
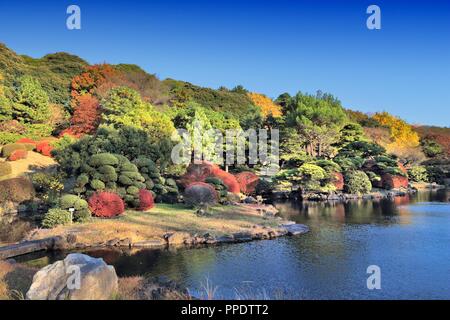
[17,190,450,300]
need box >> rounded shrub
[7,149,28,161]
[0,162,12,177]
[90,179,106,190]
[344,171,372,195]
[88,153,119,167]
[42,208,72,229]
[184,182,218,208]
[138,189,155,211]
[235,171,259,195]
[36,141,53,157]
[88,191,125,218]
[59,194,92,223]
[1,143,27,158]
[408,166,429,183]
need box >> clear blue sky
[0,0,449,126]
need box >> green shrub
[0,162,12,176]
[31,172,64,205]
[344,171,372,195]
[59,194,91,223]
[0,132,22,145]
[408,166,429,182]
[88,153,119,167]
[90,179,106,190]
[255,179,273,195]
[1,143,27,157]
[42,208,72,228]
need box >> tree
[247,92,282,119]
[285,92,348,157]
[102,87,175,142]
[12,76,51,124]
[64,94,101,136]
[372,112,420,150]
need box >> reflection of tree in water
[82,246,217,282]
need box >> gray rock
[233,232,253,242]
[281,224,309,236]
[26,253,118,300]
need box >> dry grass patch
[0,261,37,300]
[28,204,280,245]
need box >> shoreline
[0,203,309,260]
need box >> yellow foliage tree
[248,92,282,118]
[372,112,420,156]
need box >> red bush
[7,149,28,161]
[332,172,345,191]
[16,138,36,145]
[210,168,240,194]
[138,189,155,211]
[235,172,259,194]
[66,94,101,136]
[36,141,54,157]
[88,191,125,218]
[179,161,219,187]
[381,174,409,190]
[179,161,241,194]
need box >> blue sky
[0,0,449,126]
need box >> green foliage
[31,172,64,205]
[425,166,446,184]
[12,76,51,124]
[408,166,429,183]
[41,208,72,228]
[164,79,261,128]
[59,194,91,223]
[421,139,442,158]
[0,132,22,145]
[344,171,372,195]
[0,44,87,105]
[0,162,12,176]
[284,91,348,157]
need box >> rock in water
[281,224,310,236]
[26,253,118,300]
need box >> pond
[16,190,450,300]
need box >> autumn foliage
[138,189,155,211]
[36,141,53,157]
[247,92,282,118]
[179,161,241,194]
[88,191,125,218]
[7,149,28,161]
[62,94,101,137]
[235,171,259,194]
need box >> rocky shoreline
[0,204,309,260]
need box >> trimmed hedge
[184,182,218,208]
[344,171,372,195]
[59,194,92,223]
[42,208,72,229]
[7,149,28,161]
[1,143,28,157]
[88,191,125,218]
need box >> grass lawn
[29,203,281,245]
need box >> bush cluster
[205,177,228,202]
[7,149,28,161]
[138,189,155,211]
[72,153,148,207]
[234,171,259,195]
[0,177,35,203]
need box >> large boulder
[26,253,118,300]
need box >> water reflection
[16,190,450,299]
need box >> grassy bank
[28,204,281,246]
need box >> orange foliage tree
[63,95,101,137]
[372,112,420,150]
[247,93,282,118]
